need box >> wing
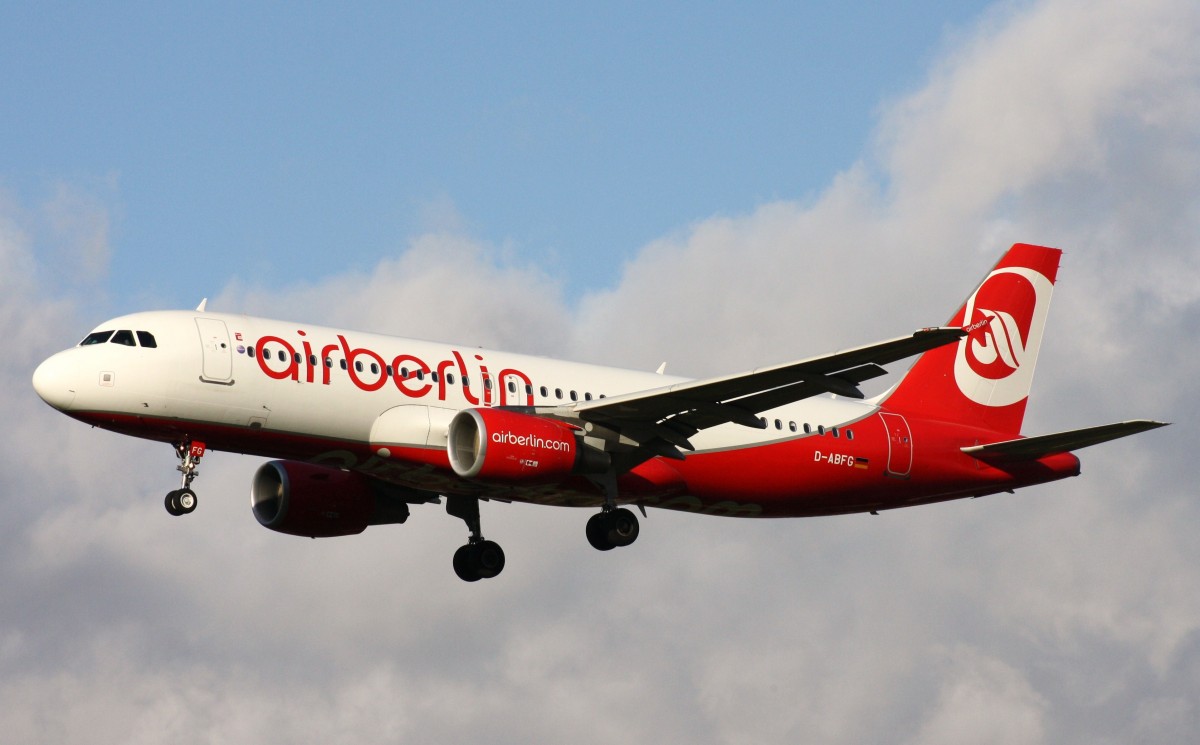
[961,420,1169,461]
[540,327,965,463]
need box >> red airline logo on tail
[954,265,1054,407]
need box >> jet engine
[447,408,608,483]
[251,460,409,538]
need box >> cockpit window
[111,330,136,346]
[136,331,158,348]
[80,330,114,346]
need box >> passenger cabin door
[880,412,913,478]
[196,318,234,384]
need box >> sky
[2,1,1199,743]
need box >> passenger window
[400,367,409,378]
[555,388,563,400]
[386,365,393,377]
[309,354,317,366]
[817,425,826,435]
[111,330,136,346]
[485,378,493,390]
[262,348,273,361]
[570,390,578,402]
[846,429,855,441]
[540,386,548,397]
[508,381,517,393]
[294,352,303,364]
[136,331,158,348]
[585,392,593,401]
[248,347,256,358]
[789,422,798,433]
[325,357,333,368]
[804,423,812,434]
[446,372,455,385]
[371,363,380,375]
[430,371,438,382]
[832,428,840,438]
[81,330,114,346]
[340,359,348,370]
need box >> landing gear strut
[446,495,505,582]
[165,440,205,516]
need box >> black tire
[607,507,640,547]
[475,540,505,579]
[453,544,482,582]
[176,488,198,514]
[586,512,615,551]
[164,490,183,516]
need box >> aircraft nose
[32,353,77,411]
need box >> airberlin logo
[491,431,572,452]
[953,266,1053,407]
[246,330,535,406]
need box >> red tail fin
[882,243,1062,435]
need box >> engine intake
[251,460,409,538]
[447,408,607,483]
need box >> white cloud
[5,0,1200,743]
[905,646,1047,745]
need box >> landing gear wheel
[586,512,615,551]
[165,488,198,516]
[608,507,640,547]
[446,496,505,582]
[453,541,506,582]
[176,488,198,514]
[586,508,640,551]
[453,544,482,582]
[475,540,505,579]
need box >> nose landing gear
[165,440,205,516]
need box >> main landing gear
[585,506,640,551]
[585,471,641,551]
[165,440,205,516]
[446,495,505,582]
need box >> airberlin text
[492,431,572,452]
[250,331,534,406]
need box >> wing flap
[962,420,1169,461]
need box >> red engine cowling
[251,461,409,538]
[447,408,590,483]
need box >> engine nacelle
[447,408,605,483]
[251,460,409,538]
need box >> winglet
[196,298,208,312]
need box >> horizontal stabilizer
[962,420,1169,461]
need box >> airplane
[31,243,1166,581]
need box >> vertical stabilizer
[882,243,1061,435]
